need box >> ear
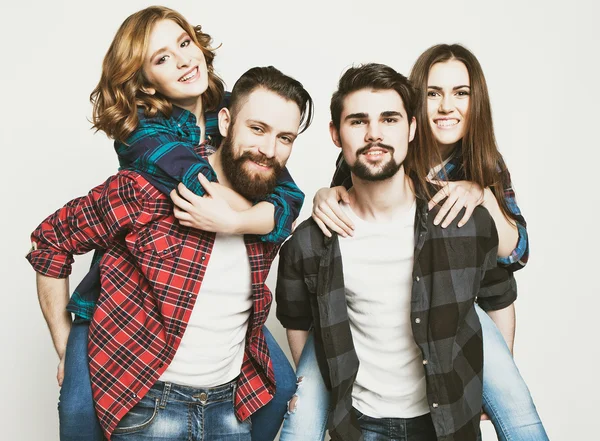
[141,86,156,96]
[218,108,231,138]
[329,121,342,149]
[408,116,417,143]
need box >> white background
[1,1,598,439]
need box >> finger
[170,189,195,212]
[442,197,468,228]
[320,203,354,236]
[315,206,349,237]
[433,194,458,225]
[337,186,351,204]
[458,204,477,228]
[177,182,202,204]
[480,412,490,421]
[173,206,193,221]
[197,174,213,197]
[57,366,64,387]
[428,186,450,210]
[312,214,332,238]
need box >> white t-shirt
[338,202,429,418]
[159,233,252,387]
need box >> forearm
[482,188,519,258]
[286,329,309,368]
[486,303,516,353]
[36,273,72,359]
[232,202,275,235]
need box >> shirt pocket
[136,226,183,260]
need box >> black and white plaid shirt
[276,192,516,441]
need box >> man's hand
[428,179,485,228]
[312,186,354,238]
[57,354,66,386]
[481,411,490,421]
[171,174,241,234]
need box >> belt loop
[231,378,237,398]
[160,382,171,409]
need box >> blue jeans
[58,322,295,441]
[281,306,548,441]
[111,380,250,440]
[355,409,436,441]
[476,305,549,441]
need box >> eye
[251,126,264,134]
[427,90,440,98]
[456,90,470,97]
[181,39,191,48]
[157,55,169,65]
[383,118,398,124]
[280,136,294,144]
[350,120,365,125]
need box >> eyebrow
[428,85,471,90]
[344,111,404,120]
[247,119,298,138]
[149,32,188,62]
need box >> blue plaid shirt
[331,151,528,273]
[67,94,304,320]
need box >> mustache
[355,143,395,157]
[238,151,279,169]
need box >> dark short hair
[330,63,419,131]
[229,66,314,133]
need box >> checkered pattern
[276,195,515,441]
[27,147,279,439]
[331,152,528,272]
[67,98,304,321]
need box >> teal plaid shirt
[67,94,304,320]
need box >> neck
[438,141,459,162]
[349,166,415,223]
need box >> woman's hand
[171,174,241,234]
[428,179,485,228]
[312,186,354,237]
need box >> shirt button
[188,294,192,298]
[423,359,428,365]
[415,318,421,324]
[201,256,206,261]
[432,402,439,408]
[132,393,137,398]
[415,276,420,282]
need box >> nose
[258,135,277,159]
[365,122,383,143]
[439,94,453,113]
[175,51,191,69]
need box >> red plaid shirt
[27,148,278,439]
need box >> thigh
[251,326,296,441]
[112,392,188,440]
[477,305,548,441]
[204,397,252,441]
[59,321,104,441]
[279,332,329,441]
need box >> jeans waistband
[147,378,238,407]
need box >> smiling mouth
[434,119,459,128]
[179,66,198,82]
[250,159,272,169]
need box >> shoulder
[280,218,326,261]
[102,170,164,201]
[427,203,495,240]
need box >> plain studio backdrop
[0,0,597,439]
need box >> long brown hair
[90,6,225,143]
[409,44,517,221]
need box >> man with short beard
[276,64,513,441]
[26,66,312,441]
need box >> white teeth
[436,119,458,128]
[365,150,385,156]
[179,68,197,82]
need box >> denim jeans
[111,379,250,440]
[280,306,548,441]
[58,322,294,441]
[476,305,549,441]
[355,409,436,441]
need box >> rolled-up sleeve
[275,237,313,330]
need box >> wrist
[481,187,495,209]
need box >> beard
[350,142,402,181]
[220,129,282,200]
